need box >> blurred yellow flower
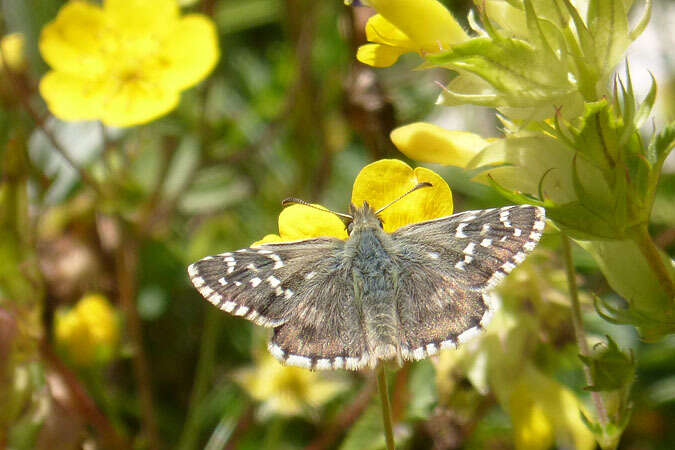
[253,159,453,245]
[235,351,348,418]
[0,33,26,71]
[357,0,468,67]
[390,122,489,167]
[39,0,219,127]
[54,293,119,367]
[505,364,595,450]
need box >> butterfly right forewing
[391,205,545,358]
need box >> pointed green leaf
[587,0,631,76]
[428,36,573,108]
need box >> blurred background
[0,0,674,449]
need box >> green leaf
[587,0,631,76]
[339,400,411,450]
[407,360,438,421]
[429,36,573,108]
[579,239,675,340]
[629,0,652,41]
[467,135,577,204]
[578,336,635,392]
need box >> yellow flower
[390,122,489,167]
[39,0,219,127]
[0,33,26,71]
[356,0,468,67]
[235,350,348,418]
[54,293,119,367]
[505,364,595,450]
[253,159,453,245]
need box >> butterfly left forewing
[188,238,344,327]
[189,238,373,370]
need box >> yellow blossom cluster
[54,293,119,367]
[39,0,219,127]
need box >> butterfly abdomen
[348,226,400,363]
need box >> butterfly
[188,199,545,371]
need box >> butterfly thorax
[344,202,400,363]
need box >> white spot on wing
[305,271,316,280]
[250,277,262,287]
[463,242,476,255]
[481,223,491,234]
[332,357,344,369]
[413,347,426,360]
[315,359,331,370]
[480,238,492,247]
[222,301,236,312]
[287,354,312,368]
[267,276,281,288]
[234,305,249,316]
[513,228,522,237]
[456,223,468,238]
[218,277,228,285]
[458,326,481,344]
[187,264,198,277]
[513,252,527,264]
[269,254,284,269]
[268,343,285,360]
[428,252,439,260]
[192,276,205,287]
[284,289,294,299]
[440,339,456,350]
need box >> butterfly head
[347,201,383,235]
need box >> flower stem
[377,364,396,450]
[561,233,609,426]
[632,224,675,303]
[177,309,222,450]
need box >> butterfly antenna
[375,182,433,215]
[281,197,354,222]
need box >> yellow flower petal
[366,0,468,52]
[0,33,26,71]
[364,14,415,49]
[38,1,109,77]
[39,71,107,121]
[351,159,453,233]
[390,122,488,167]
[277,204,348,241]
[99,79,180,127]
[356,43,407,68]
[105,0,179,37]
[157,14,220,90]
[252,234,284,247]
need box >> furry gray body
[188,203,546,370]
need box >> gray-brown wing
[188,238,371,370]
[391,205,545,359]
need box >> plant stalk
[632,225,675,303]
[561,233,609,426]
[377,364,395,450]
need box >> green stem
[177,309,222,450]
[377,364,395,450]
[632,225,675,303]
[561,234,609,426]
